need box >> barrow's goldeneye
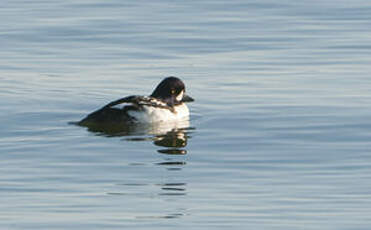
[78,76,194,126]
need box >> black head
[151,76,194,106]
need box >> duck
[78,76,194,126]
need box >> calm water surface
[1,0,371,229]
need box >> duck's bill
[182,94,194,103]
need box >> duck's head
[151,76,194,106]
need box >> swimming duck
[78,76,194,126]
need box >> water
[1,0,371,229]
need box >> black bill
[182,94,194,103]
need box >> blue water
[1,1,371,229]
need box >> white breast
[127,103,190,123]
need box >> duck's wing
[105,96,174,111]
[103,95,140,109]
[78,96,139,125]
[78,96,174,126]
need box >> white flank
[128,103,190,123]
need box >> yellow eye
[171,89,175,94]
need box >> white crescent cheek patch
[176,90,184,102]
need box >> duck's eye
[171,89,175,94]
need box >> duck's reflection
[78,119,193,155]
[108,182,187,197]
[76,120,191,219]
[108,181,187,219]
[154,129,189,155]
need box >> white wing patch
[109,96,169,110]
[111,103,128,110]
[137,96,169,108]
